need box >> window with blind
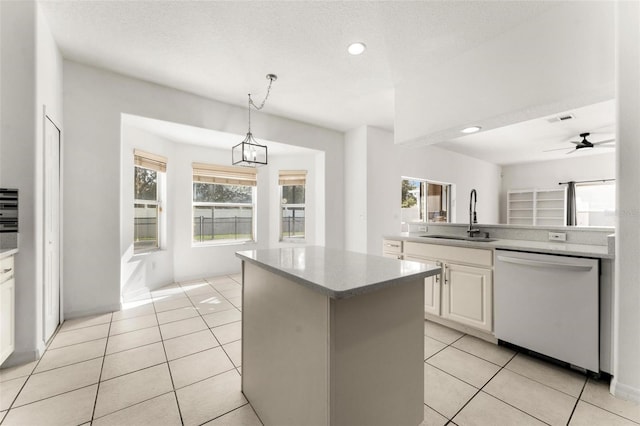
[192,163,257,244]
[279,170,306,241]
[134,149,167,253]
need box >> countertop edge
[0,248,18,259]
[236,251,441,299]
[386,234,614,259]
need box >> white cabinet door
[0,277,15,365]
[442,263,492,332]
[405,255,441,316]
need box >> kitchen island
[236,246,440,426]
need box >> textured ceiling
[39,0,559,133]
[439,100,615,165]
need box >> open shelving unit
[507,188,566,226]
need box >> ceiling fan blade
[544,147,573,152]
[566,148,578,155]
[592,139,615,146]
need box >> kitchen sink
[419,234,497,242]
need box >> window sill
[280,238,307,244]
[133,247,163,256]
[192,240,256,248]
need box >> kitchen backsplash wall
[407,222,613,247]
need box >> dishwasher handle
[497,255,593,272]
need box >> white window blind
[134,149,167,173]
[192,163,257,186]
[278,170,307,186]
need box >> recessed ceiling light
[461,126,482,134]
[348,42,366,55]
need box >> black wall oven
[0,188,18,233]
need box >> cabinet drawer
[382,239,402,254]
[405,242,492,267]
[0,255,14,283]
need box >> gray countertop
[0,248,18,259]
[236,246,441,299]
[388,233,613,259]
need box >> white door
[44,115,61,342]
[441,263,492,332]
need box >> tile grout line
[430,330,591,402]
[565,378,588,425]
[4,383,101,414]
[577,398,640,425]
[194,402,254,426]
[429,335,556,426]
[90,312,114,423]
[184,277,243,370]
[0,275,243,425]
[457,351,556,426]
[151,289,186,426]
[2,320,68,418]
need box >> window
[575,181,615,227]
[134,149,167,253]
[401,178,452,224]
[280,170,307,241]
[192,163,257,244]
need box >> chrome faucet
[468,189,480,237]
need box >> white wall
[344,126,368,253]
[343,126,501,256]
[266,154,322,250]
[0,0,63,365]
[395,2,614,145]
[64,61,343,317]
[500,153,615,223]
[612,0,640,403]
[121,127,324,296]
[369,127,501,255]
[120,127,175,297]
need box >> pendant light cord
[247,74,277,134]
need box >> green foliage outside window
[401,179,417,208]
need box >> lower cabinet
[441,262,492,332]
[404,242,493,333]
[382,239,403,260]
[0,255,16,365]
[405,255,441,316]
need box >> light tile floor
[0,274,638,425]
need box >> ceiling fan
[544,132,616,155]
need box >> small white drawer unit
[1,254,15,365]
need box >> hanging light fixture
[232,74,277,167]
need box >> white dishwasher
[495,250,599,373]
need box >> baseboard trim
[64,303,121,321]
[610,377,640,403]
[2,349,39,368]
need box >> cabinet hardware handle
[444,265,449,284]
[496,255,593,272]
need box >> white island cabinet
[1,251,16,365]
[236,246,440,426]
